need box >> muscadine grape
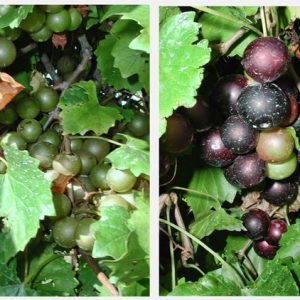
[53,153,82,176]
[89,163,110,189]
[72,176,96,201]
[100,194,131,211]
[30,26,52,42]
[253,239,277,259]
[2,132,27,150]
[38,129,61,147]
[127,112,149,138]
[17,119,42,143]
[35,86,59,113]
[16,97,40,119]
[68,8,82,31]
[242,37,289,82]
[82,139,110,162]
[46,9,71,33]
[0,104,18,125]
[20,7,46,33]
[51,192,72,219]
[106,167,137,193]
[266,219,287,245]
[29,142,58,169]
[75,218,96,252]
[0,37,16,67]
[77,150,97,175]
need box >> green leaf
[159,7,181,25]
[242,6,259,16]
[13,72,32,93]
[101,5,149,53]
[284,7,300,21]
[186,167,239,217]
[276,219,300,262]
[169,273,241,296]
[190,209,244,240]
[77,259,98,296]
[287,126,300,152]
[58,80,122,136]
[224,235,248,263]
[244,260,298,295]
[107,103,134,124]
[160,12,211,136]
[107,134,149,176]
[0,5,33,29]
[0,145,55,262]
[92,206,131,259]
[228,31,258,57]
[95,34,143,92]
[119,281,149,296]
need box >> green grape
[89,163,110,189]
[82,139,110,162]
[16,97,40,119]
[38,129,61,147]
[100,194,131,211]
[57,55,76,74]
[30,25,52,42]
[75,218,96,251]
[2,132,27,150]
[35,86,59,112]
[53,153,82,176]
[0,5,15,17]
[72,176,96,201]
[40,5,64,13]
[2,27,22,41]
[106,168,137,193]
[0,104,18,125]
[29,142,58,169]
[52,217,79,248]
[0,37,16,67]
[68,8,82,31]
[17,119,42,143]
[46,9,71,33]
[77,150,97,175]
[20,7,46,33]
[70,138,83,153]
[127,112,149,138]
[51,192,72,219]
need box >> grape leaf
[95,35,143,92]
[186,167,239,218]
[190,209,244,240]
[119,281,149,296]
[58,80,122,135]
[224,235,248,263]
[276,219,300,262]
[159,7,181,25]
[0,261,38,296]
[287,126,300,152]
[160,12,211,136]
[243,260,298,295]
[169,273,241,296]
[107,134,149,176]
[77,259,99,296]
[0,5,33,29]
[228,31,258,57]
[92,206,131,259]
[101,5,149,53]
[0,144,55,262]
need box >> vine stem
[260,7,268,37]
[160,218,243,288]
[69,135,123,147]
[284,205,291,226]
[193,6,263,36]
[166,204,176,290]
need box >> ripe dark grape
[242,37,289,82]
[160,113,194,154]
[199,129,236,167]
[212,74,248,118]
[266,219,287,245]
[220,115,258,154]
[262,179,298,206]
[256,127,294,163]
[236,83,289,129]
[254,239,277,259]
[242,208,270,240]
[181,96,212,132]
[224,153,265,188]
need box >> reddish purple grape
[160,113,194,154]
[262,179,298,206]
[224,153,265,188]
[212,74,248,118]
[237,83,289,129]
[242,37,289,83]
[181,96,212,132]
[242,208,270,240]
[254,239,277,259]
[199,128,236,167]
[220,115,258,154]
[266,219,287,245]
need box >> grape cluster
[0,5,83,67]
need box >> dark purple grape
[262,179,298,206]
[212,74,248,118]
[236,83,289,129]
[254,239,277,259]
[266,219,287,245]
[220,115,258,154]
[181,96,212,132]
[160,113,194,154]
[242,208,270,240]
[242,37,289,83]
[224,153,265,188]
[199,129,236,167]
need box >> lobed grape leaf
[58,80,122,135]
[107,134,149,176]
[276,219,300,262]
[159,12,211,136]
[190,208,244,240]
[0,5,33,29]
[77,259,99,296]
[186,167,239,218]
[101,5,149,53]
[169,273,241,296]
[159,7,181,26]
[0,144,55,262]
[118,281,149,296]
[95,35,143,92]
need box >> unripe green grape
[89,163,110,189]
[16,97,40,119]
[17,119,42,143]
[35,86,59,112]
[70,138,83,153]
[53,153,82,176]
[100,194,131,211]
[2,132,27,150]
[20,7,46,33]
[0,5,15,17]
[68,8,82,31]
[72,176,96,201]
[0,37,16,67]
[77,150,97,175]
[51,192,72,219]
[0,104,18,125]
[46,9,71,33]
[40,5,64,13]
[82,139,110,162]
[29,142,58,169]
[1,27,21,41]
[38,129,61,147]
[106,168,137,193]
[57,55,76,74]
[127,112,149,138]
[30,25,52,42]
[75,218,96,251]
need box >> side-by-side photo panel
[159,6,300,296]
[0,4,149,296]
